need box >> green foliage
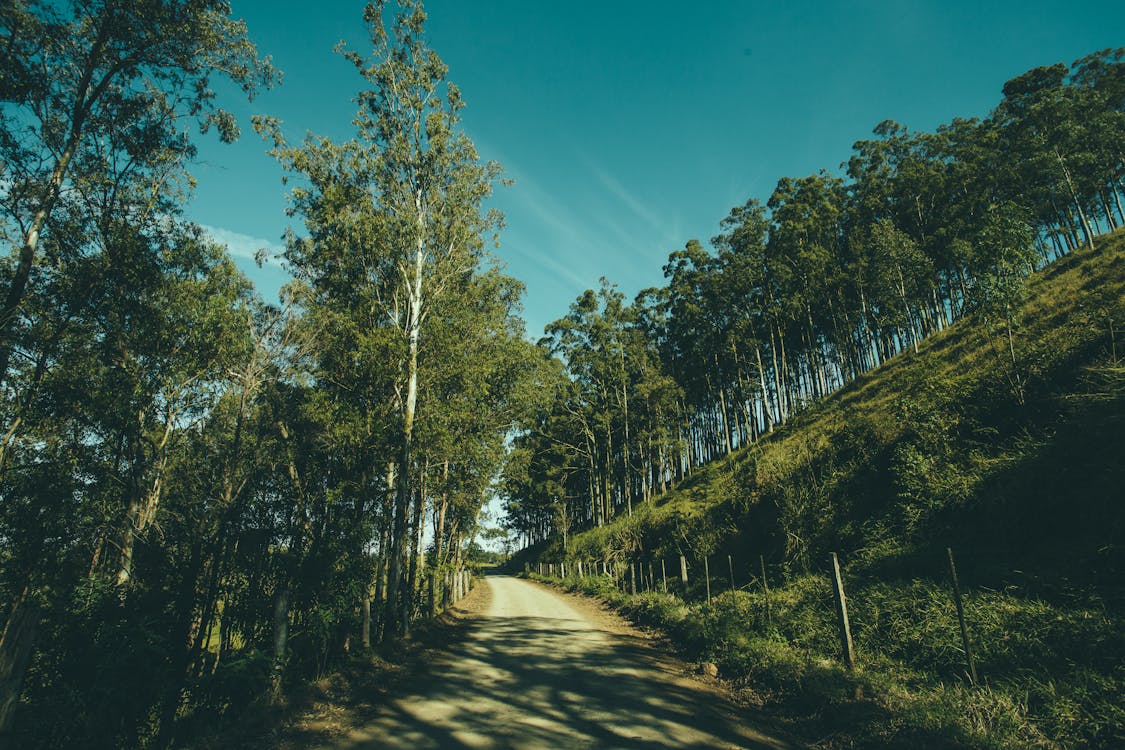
[0,2,537,747]
[531,232,1125,747]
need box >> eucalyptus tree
[1069,49,1125,232]
[0,219,261,746]
[504,354,597,537]
[766,173,848,400]
[0,0,275,384]
[994,63,1101,248]
[0,1,275,737]
[660,239,730,461]
[413,267,538,614]
[258,0,507,637]
[542,280,652,520]
[963,201,1038,403]
[710,200,779,430]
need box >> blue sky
[188,0,1125,337]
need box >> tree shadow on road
[302,580,798,749]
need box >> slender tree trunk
[0,584,40,739]
[896,265,919,354]
[404,465,427,634]
[754,344,774,431]
[387,240,424,638]
[372,462,394,642]
[434,461,449,566]
[270,585,290,701]
[1056,149,1094,249]
[0,13,117,386]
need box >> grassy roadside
[529,568,1122,748]
[521,232,1125,748]
[178,578,486,749]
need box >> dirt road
[313,574,796,749]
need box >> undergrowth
[520,233,1125,747]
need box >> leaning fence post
[728,555,736,593]
[704,556,712,605]
[661,559,668,594]
[830,552,856,670]
[947,547,979,685]
[760,555,772,629]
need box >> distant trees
[0,1,537,746]
[504,48,1125,544]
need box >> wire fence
[528,546,981,682]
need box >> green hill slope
[523,231,1125,748]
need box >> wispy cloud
[198,223,282,263]
[584,159,669,236]
[495,167,599,291]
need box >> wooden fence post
[648,563,655,594]
[679,554,688,591]
[661,559,668,594]
[427,571,436,617]
[948,547,979,685]
[728,555,736,593]
[361,594,371,648]
[760,555,772,629]
[830,552,856,670]
[629,562,637,595]
[704,556,712,605]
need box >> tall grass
[523,233,1125,748]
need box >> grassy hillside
[522,232,1125,748]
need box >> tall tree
[258,0,505,637]
[0,0,275,383]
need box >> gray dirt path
[313,573,799,750]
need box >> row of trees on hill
[0,2,540,747]
[502,49,1125,547]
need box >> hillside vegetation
[523,229,1125,748]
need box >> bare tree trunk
[1056,150,1094,249]
[116,414,175,588]
[270,585,290,701]
[619,349,633,516]
[388,239,425,639]
[0,584,40,739]
[404,466,427,635]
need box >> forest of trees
[0,1,545,746]
[502,48,1125,548]
[1,0,1123,747]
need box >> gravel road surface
[319,574,797,749]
